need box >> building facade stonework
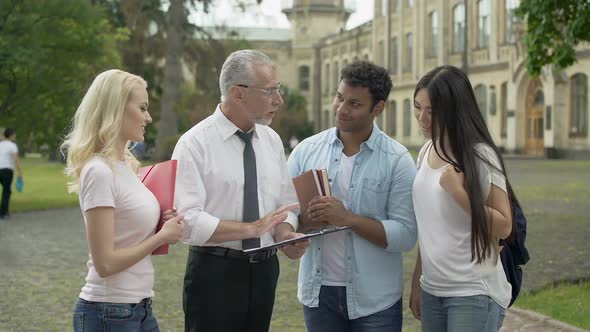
[238,0,590,157]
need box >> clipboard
[242,226,351,254]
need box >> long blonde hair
[61,69,147,193]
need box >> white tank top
[412,142,512,308]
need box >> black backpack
[499,191,531,307]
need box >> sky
[190,0,374,31]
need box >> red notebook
[138,159,178,255]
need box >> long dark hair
[414,65,516,263]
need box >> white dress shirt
[171,105,299,250]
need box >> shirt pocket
[358,177,389,218]
[259,166,282,213]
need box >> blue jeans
[420,290,505,332]
[73,297,159,332]
[303,286,402,332]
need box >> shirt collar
[213,104,258,141]
[363,123,380,151]
[329,123,380,151]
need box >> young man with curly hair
[287,61,417,332]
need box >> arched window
[299,65,309,91]
[404,33,413,72]
[376,108,384,129]
[501,82,508,137]
[388,101,397,136]
[390,36,398,74]
[453,3,465,52]
[403,98,412,137]
[474,84,487,121]
[505,0,520,43]
[324,63,330,95]
[429,11,438,57]
[323,109,331,130]
[298,65,310,91]
[570,73,588,136]
[333,61,339,92]
[490,85,497,115]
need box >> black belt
[138,298,152,307]
[191,246,277,263]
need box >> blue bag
[15,176,24,192]
[499,202,530,307]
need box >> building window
[333,61,339,94]
[390,37,398,74]
[381,0,388,16]
[501,82,508,138]
[489,85,497,115]
[570,73,588,136]
[475,84,487,121]
[453,4,465,53]
[376,109,384,128]
[404,33,413,72]
[388,100,397,136]
[324,63,330,95]
[391,0,398,14]
[505,0,519,43]
[378,40,385,66]
[403,98,412,136]
[478,0,490,48]
[298,65,310,91]
[324,109,331,129]
[429,11,438,57]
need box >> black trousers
[183,247,280,332]
[0,168,13,217]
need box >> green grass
[516,281,590,330]
[11,157,78,212]
[1,158,589,331]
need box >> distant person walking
[0,128,23,219]
[289,135,299,151]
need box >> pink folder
[138,160,178,255]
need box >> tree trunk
[154,0,185,161]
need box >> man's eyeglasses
[236,83,282,97]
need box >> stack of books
[292,169,331,213]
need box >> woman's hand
[159,213,184,244]
[409,282,422,320]
[162,209,178,222]
[439,166,464,194]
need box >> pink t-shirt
[78,156,160,303]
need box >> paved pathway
[2,208,587,332]
[501,307,589,332]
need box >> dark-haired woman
[409,65,513,332]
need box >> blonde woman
[61,69,184,331]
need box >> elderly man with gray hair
[172,49,310,332]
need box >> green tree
[0,0,123,159]
[516,0,590,76]
[95,0,262,160]
[270,85,313,148]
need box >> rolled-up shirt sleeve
[172,140,219,246]
[382,152,418,252]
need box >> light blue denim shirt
[287,124,418,319]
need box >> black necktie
[236,130,261,249]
